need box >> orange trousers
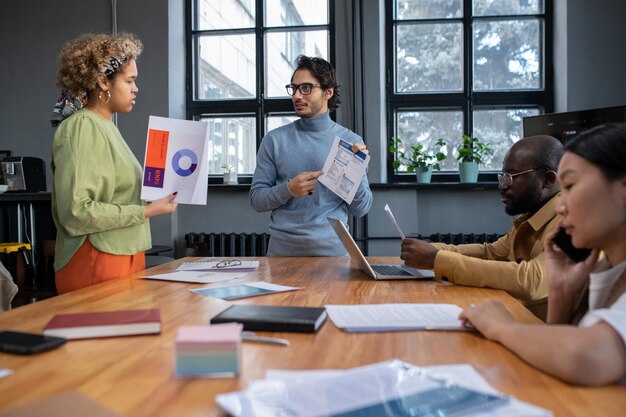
[55,239,145,294]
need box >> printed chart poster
[318,136,370,204]
[141,116,209,205]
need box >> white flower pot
[223,172,238,185]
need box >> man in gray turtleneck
[250,56,373,256]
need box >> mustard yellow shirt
[432,194,560,318]
[51,109,151,271]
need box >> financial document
[325,303,465,332]
[141,116,209,205]
[318,136,370,204]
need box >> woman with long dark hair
[459,123,626,385]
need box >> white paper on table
[141,270,245,284]
[325,303,465,332]
[318,136,370,204]
[141,116,209,205]
[261,363,552,417]
[176,260,259,271]
[0,369,12,379]
[384,204,406,240]
[216,359,518,417]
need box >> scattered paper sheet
[142,271,245,284]
[262,363,552,417]
[384,204,406,240]
[325,303,465,332]
[216,360,523,417]
[191,281,301,300]
[141,116,209,205]
[318,136,370,204]
[177,260,259,271]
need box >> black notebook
[210,305,327,333]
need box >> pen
[241,331,290,346]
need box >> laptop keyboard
[371,265,412,276]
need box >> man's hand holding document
[318,136,370,204]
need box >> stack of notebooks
[175,323,243,378]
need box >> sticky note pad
[175,323,242,377]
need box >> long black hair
[292,55,341,111]
[565,123,626,181]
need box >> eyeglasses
[285,83,322,96]
[498,167,546,187]
[215,259,242,269]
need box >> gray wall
[1,0,625,257]
[565,0,626,111]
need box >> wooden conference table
[0,256,625,417]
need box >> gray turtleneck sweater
[250,112,373,256]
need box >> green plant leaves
[455,135,494,165]
[389,137,448,171]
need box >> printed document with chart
[141,116,209,205]
[318,136,370,204]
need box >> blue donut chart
[171,149,198,177]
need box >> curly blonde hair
[56,32,143,98]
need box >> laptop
[327,217,434,280]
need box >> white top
[579,259,626,384]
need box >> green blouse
[51,109,151,271]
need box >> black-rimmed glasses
[285,83,322,96]
[498,167,547,187]
[215,259,242,269]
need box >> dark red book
[43,309,161,340]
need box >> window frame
[385,0,553,183]
[185,0,336,184]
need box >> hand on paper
[400,238,438,269]
[145,192,178,218]
[352,143,369,155]
[458,300,515,340]
[287,171,323,197]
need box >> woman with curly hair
[459,123,626,386]
[51,33,177,294]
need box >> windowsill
[206,181,499,191]
[370,182,499,190]
[208,183,252,191]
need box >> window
[386,0,552,181]
[186,0,333,181]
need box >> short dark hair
[565,123,626,181]
[292,55,341,111]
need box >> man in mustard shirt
[400,135,563,319]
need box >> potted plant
[221,163,238,185]
[455,135,493,183]
[390,138,447,183]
